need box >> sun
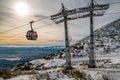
[14,2,29,17]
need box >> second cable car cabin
[26,21,38,40]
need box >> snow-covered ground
[29,49,120,69]
[4,50,120,80]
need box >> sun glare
[15,2,29,17]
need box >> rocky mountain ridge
[44,18,120,60]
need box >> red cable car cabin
[26,30,38,40]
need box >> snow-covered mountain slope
[44,18,120,60]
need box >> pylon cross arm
[51,4,109,24]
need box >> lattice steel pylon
[51,0,109,68]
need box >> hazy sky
[0,0,120,46]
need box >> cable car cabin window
[26,30,38,40]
